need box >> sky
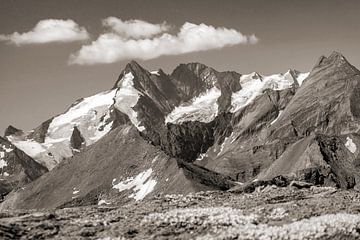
[0,0,360,133]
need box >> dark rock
[4,125,22,137]
[70,126,85,151]
[290,180,314,189]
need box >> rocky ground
[1,185,360,239]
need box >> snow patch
[98,199,110,205]
[113,168,157,201]
[151,70,160,76]
[7,137,47,158]
[196,153,207,161]
[3,172,9,177]
[152,156,159,164]
[0,159,8,169]
[297,72,310,86]
[73,188,80,195]
[2,145,13,153]
[231,71,306,113]
[165,87,221,124]
[345,137,357,153]
[114,72,145,131]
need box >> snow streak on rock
[113,168,157,201]
[271,110,283,125]
[114,72,145,131]
[345,136,357,153]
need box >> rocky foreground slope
[1,186,360,239]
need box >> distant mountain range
[1,51,360,209]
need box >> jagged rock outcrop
[4,125,22,137]
[28,118,53,143]
[70,126,85,151]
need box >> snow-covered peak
[8,89,117,170]
[7,70,147,169]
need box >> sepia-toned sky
[1,0,360,133]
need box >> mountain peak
[124,60,146,73]
[4,125,22,137]
[112,60,149,89]
[314,51,350,68]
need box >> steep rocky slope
[196,52,360,190]
[1,187,360,239]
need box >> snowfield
[113,168,157,201]
[231,71,301,113]
[165,87,221,124]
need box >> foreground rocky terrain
[1,185,360,239]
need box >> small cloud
[102,17,170,39]
[70,22,258,65]
[0,19,89,45]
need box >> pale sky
[1,0,360,133]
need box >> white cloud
[70,22,258,65]
[102,17,170,39]
[0,19,89,45]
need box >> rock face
[3,51,360,210]
[0,137,48,198]
[70,126,85,151]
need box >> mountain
[0,136,47,199]
[3,51,360,210]
[198,52,360,189]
